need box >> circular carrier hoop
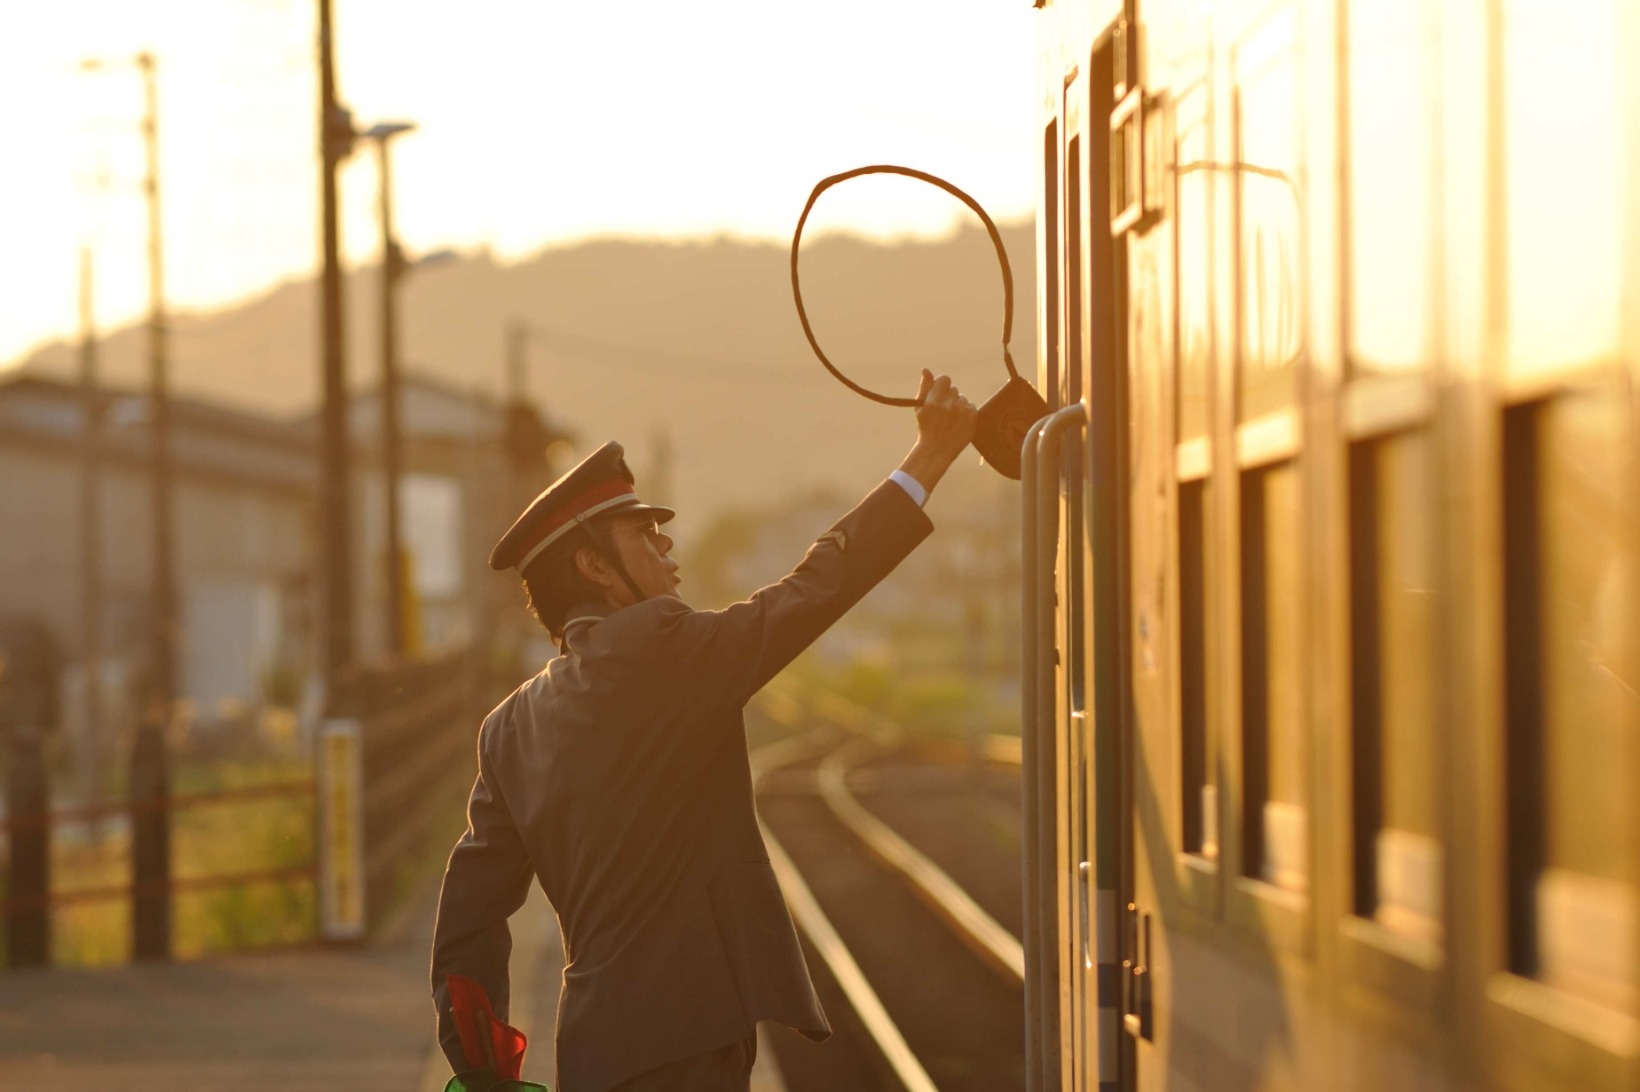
[789,164,1021,408]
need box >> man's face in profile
[606,512,681,603]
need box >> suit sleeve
[653,479,934,712]
[429,717,534,1072]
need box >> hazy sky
[0,0,1037,364]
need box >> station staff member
[430,371,977,1091]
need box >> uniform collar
[558,601,617,651]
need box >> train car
[1020,1,1640,1089]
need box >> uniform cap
[488,440,675,573]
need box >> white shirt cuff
[889,469,928,508]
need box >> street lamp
[362,120,416,658]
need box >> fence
[0,725,317,967]
[1,644,497,967]
[332,646,486,931]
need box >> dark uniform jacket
[430,480,934,1091]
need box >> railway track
[750,687,1025,1091]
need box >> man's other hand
[898,369,978,498]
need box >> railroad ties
[751,681,1026,1091]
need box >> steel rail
[817,736,1025,983]
[749,721,940,1092]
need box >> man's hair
[520,529,604,639]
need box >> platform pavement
[0,869,785,1091]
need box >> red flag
[446,973,528,1080]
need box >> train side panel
[1034,1,1640,1089]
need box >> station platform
[0,874,784,1091]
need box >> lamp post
[362,121,416,658]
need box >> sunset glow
[0,0,1037,363]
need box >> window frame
[1221,2,1312,959]
[1478,376,1640,1087]
[1462,2,1640,1083]
[1168,81,1222,921]
[1329,0,1449,1025]
[1334,419,1445,1018]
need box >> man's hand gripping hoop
[789,164,1051,480]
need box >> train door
[1067,25,1135,1092]
[1111,6,1226,1090]
[1057,60,1098,1092]
[1114,16,1190,1092]
[1030,9,1141,1091]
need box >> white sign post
[318,717,366,940]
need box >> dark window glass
[1503,389,1637,1013]
[1044,122,1060,399]
[1179,478,1215,858]
[1240,459,1306,891]
[1348,429,1439,942]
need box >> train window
[1344,0,1436,376]
[1502,0,1622,381]
[1042,121,1060,397]
[1066,135,1084,410]
[1063,124,1096,1039]
[1178,476,1215,860]
[1174,95,1212,443]
[1233,8,1303,422]
[1239,459,1307,893]
[1348,429,1439,945]
[1502,388,1637,1015]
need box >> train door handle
[1078,860,1092,968]
[1122,901,1154,1041]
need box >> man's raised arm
[652,370,977,711]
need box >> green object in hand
[444,1070,550,1092]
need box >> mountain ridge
[14,221,1038,532]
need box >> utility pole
[134,49,173,962]
[136,53,176,713]
[506,320,528,406]
[317,0,355,689]
[650,426,673,509]
[365,122,415,658]
[78,248,105,839]
[504,319,532,513]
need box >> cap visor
[629,503,676,525]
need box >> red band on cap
[520,479,636,561]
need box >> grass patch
[6,755,319,967]
[785,653,1018,744]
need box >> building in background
[343,372,568,662]
[0,374,312,742]
[0,370,568,759]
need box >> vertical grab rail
[1020,420,1044,1091]
[1021,403,1090,1092]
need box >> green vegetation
[785,650,1017,743]
[170,758,316,959]
[1,754,320,968]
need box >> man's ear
[574,545,614,589]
